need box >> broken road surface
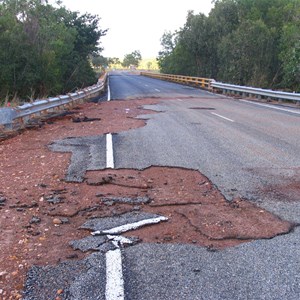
[0,71,299,299]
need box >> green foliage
[109,57,121,66]
[218,19,275,87]
[91,55,109,70]
[278,1,300,90]
[0,0,107,102]
[137,58,159,70]
[158,0,300,91]
[122,50,142,68]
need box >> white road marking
[103,215,168,300]
[107,77,111,101]
[105,248,124,300]
[240,99,300,115]
[107,235,134,246]
[145,84,149,87]
[211,112,235,122]
[177,99,183,102]
[92,216,168,236]
[106,133,114,169]
[155,88,160,92]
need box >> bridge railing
[141,72,300,105]
[0,74,107,130]
[140,72,213,90]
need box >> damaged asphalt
[24,227,300,300]
[49,135,107,182]
[22,73,300,299]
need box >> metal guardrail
[142,72,300,105]
[211,82,300,104]
[140,72,213,90]
[0,74,108,130]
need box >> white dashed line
[240,99,300,115]
[105,248,124,300]
[106,235,135,246]
[106,133,114,169]
[155,88,160,92]
[107,77,111,101]
[211,112,234,122]
[177,99,183,102]
[103,215,168,300]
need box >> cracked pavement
[1,72,299,299]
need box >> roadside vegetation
[157,0,300,91]
[0,0,107,104]
[105,55,158,71]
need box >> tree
[157,0,300,91]
[157,31,178,74]
[279,23,300,90]
[91,54,108,70]
[147,62,152,70]
[218,19,274,87]
[109,57,121,65]
[178,11,210,76]
[107,57,122,69]
[122,50,142,68]
[0,0,107,102]
[158,35,196,75]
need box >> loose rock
[30,216,41,225]
[0,195,6,206]
[53,218,63,225]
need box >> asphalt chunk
[101,196,151,205]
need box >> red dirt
[0,99,294,299]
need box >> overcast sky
[52,0,214,59]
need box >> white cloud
[50,0,214,58]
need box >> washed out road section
[0,98,159,297]
[0,73,299,299]
[112,95,300,223]
[0,96,295,298]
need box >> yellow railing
[140,72,214,90]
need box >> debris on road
[101,196,151,205]
[72,116,101,123]
[0,193,6,207]
[0,98,296,298]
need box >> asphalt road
[109,71,208,100]
[24,71,300,300]
[111,71,300,223]
[110,71,300,299]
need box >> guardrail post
[0,108,17,130]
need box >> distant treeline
[0,0,106,103]
[158,0,300,91]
